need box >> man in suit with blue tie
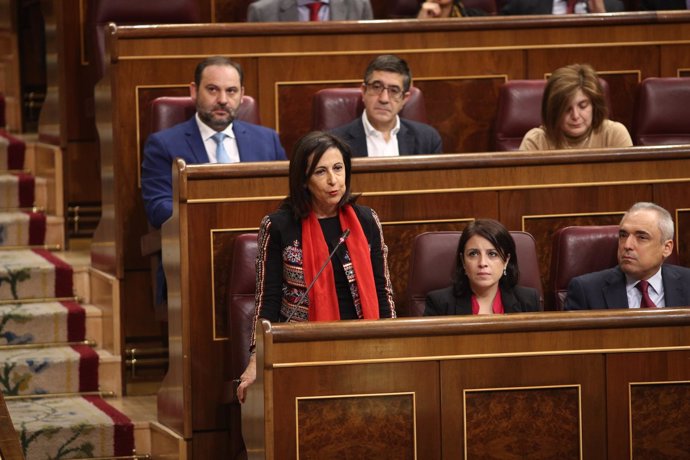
[566,202,690,310]
[141,56,286,229]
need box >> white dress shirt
[362,112,401,157]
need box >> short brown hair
[283,131,356,220]
[541,63,608,148]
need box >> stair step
[0,344,98,395]
[0,300,85,345]
[7,395,135,459]
[0,249,73,301]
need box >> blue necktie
[212,132,230,163]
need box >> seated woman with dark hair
[237,131,396,402]
[417,0,488,18]
[424,219,540,316]
[519,63,632,150]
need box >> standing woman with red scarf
[236,131,396,403]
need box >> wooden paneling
[274,363,437,459]
[161,146,690,455]
[297,393,416,458]
[94,12,690,276]
[245,309,690,458]
[606,351,690,459]
[0,0,22,133]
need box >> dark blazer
[640,0,687,10]
[501,0,625,14]
[247,0,374,21]
[565,264,690,310]
[141,117,286,229]
[330,117,443,157]
[424,285,541,316]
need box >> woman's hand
[417,2,443,18]
[236,353,257,404]
[588,0,607,12]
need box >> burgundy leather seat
[227,233,259,393]
[632,77,690,146]
[549,225,679,310]
[492,80,546,151]
[492,78,611,151]
[406,230,544,317]
[311,86,427,131]
[150,95,261,133]
[225,233,258,458]
[0,92,5,128]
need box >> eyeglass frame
[362,80,408,101]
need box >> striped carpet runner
[1,130,135,458]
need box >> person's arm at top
[238,214,284,403]
[364,207,396,318]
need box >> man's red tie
[307,2,323,21]
[635,280,656,308]
[566,0,578,13]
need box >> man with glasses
[331,54,443,157]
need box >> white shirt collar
[361,111,400,138]
[625,266,663,296]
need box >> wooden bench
[90,15,690,352]
[244,309,690,458]
[158,145,690,455]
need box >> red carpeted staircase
[0,129,138,459]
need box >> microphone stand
[284,228,350,323]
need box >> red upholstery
[492,78,611,151]
[492,80,546,151]
[311,86,427,131]
[0,92,5,128]
[86,0,200,80]
[549,225,680,310]
[550,225,618,310]
[150,95,261,133]
[406,230,543,317]
[227,234,258,397]
[632,77,690,146]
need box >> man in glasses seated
[331,54,443,157]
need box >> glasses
[364,81,405,100]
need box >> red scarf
[301,205,379,321]
[471,289,504,315]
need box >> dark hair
[283,131,356,220]
[363,54,412,93]
[194,56,244,87]
[452,219,520,297]
[541,63,608,148]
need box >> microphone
[284,228,350,323]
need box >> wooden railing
[244,309,690,459]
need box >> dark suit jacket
[330,117,443,157]
[501,0,625,14]
[565,264,690,310]
[640,0,687,9]
[141,117,286,229]
[247,0,374,21]
[424,285,541,316]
